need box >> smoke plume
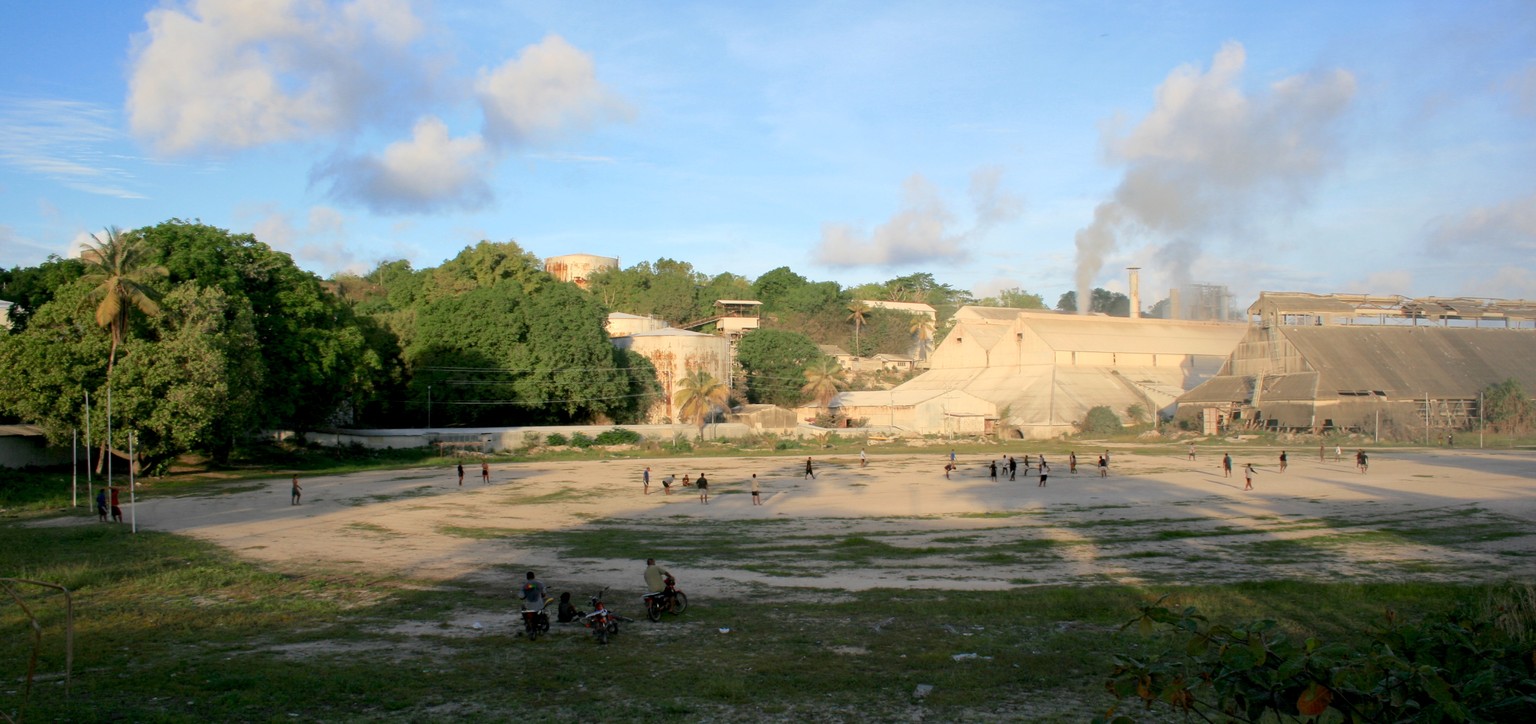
[816,166,1022,267]
[1073,42,1355,311]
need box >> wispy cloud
[0,97,145,199]
[815,167,1022,268]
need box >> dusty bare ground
[50,447,1536,598]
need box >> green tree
[426,240,545,300]
[1483,378,1532,434]
[80,227,167,379]
[110,285,264,467]
[801,356,845,408]
[736,328,819,407]
[674,369,729,438]
[409,280,639,426]
[976,287,1045,309]
[751,266,810,312]
[0,255,86,333]
[138,220,380,429]
[0,281,111,439]
[1058,288,1131,316]
[1081,405,1123,435]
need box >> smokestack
[1169,287,1181,320]
[1127,267,1141,319]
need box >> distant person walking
[1243,463,1256,491]
[457,463,464,487]
[481,461,489,484]
[1222,453,1233,478]
[95,487,108,522]
[1038,458,1050,487]
[1097,454,1108,477]
[1069,452,1077,475]
[804,457,816,480]
[1008,456,1017,481]
[1319,444,1325,462]
[643,466,652,495]
[696,473,709,504]
[109,485,123,522]
[1335,445,1342,462]
[1356,450,1368,474]
[950,449,956,465]
[291,474,302,505]
[860,449,867,468]
[1279,451,1288,472]
[751,474,762,505]
[989,460,998,481]
[1188,444,1196,461]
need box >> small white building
[826,389,998,436]
[0,300,12,330]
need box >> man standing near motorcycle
[520,571,548,636]
[644,558,672,594]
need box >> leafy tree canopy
[1056,288,1131,316]
[975,287,1045,309]
[736,328,820,407]
[0,255,85,333]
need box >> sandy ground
[47,446,1536,598]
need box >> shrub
[569,432,594,448]
[544,432,568,446]
[1081,406,1123,435]
[1102,586,1536,723]
[593,428,642,446]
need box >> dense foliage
[1,221,1065,464]
[736,328,821,407]
[1081,405,1124,435]
[1103,587,1536,722]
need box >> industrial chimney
[1127,267,1141,319]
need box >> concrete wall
[0,434,73,469]
[295,423,766,452]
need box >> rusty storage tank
[545,253,619,289]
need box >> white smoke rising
[1073,42,1356,312]
[816,167,1023,267]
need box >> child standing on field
[291,475,302,505]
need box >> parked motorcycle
[581,588,620,644]
[521,592,553,640]
[643,575,689,622]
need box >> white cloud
[244,203,368,273]
[815,168,1023,268]
[1429,193,1536,252]
[126,0,428,154]
[476,34,634,147]
[313,116,492,214]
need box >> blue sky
[2,1,1533,308]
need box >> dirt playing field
[54,446,1536,599]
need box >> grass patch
[0,522,1519,721]
[434,525,529,540]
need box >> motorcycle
[581,587,620,644]
[520,592,553,640]
[643,575,690,622]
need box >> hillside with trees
[0,220,1065,467]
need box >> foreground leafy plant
[1099,587,1536,722]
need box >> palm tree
[909,314,935,361]
[80,227,167,378]
[674,369,730,439]
[801,356,845,409]
[847,301,869,356]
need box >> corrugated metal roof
[1284,326,1536,397]
[1022,316,1247,355]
